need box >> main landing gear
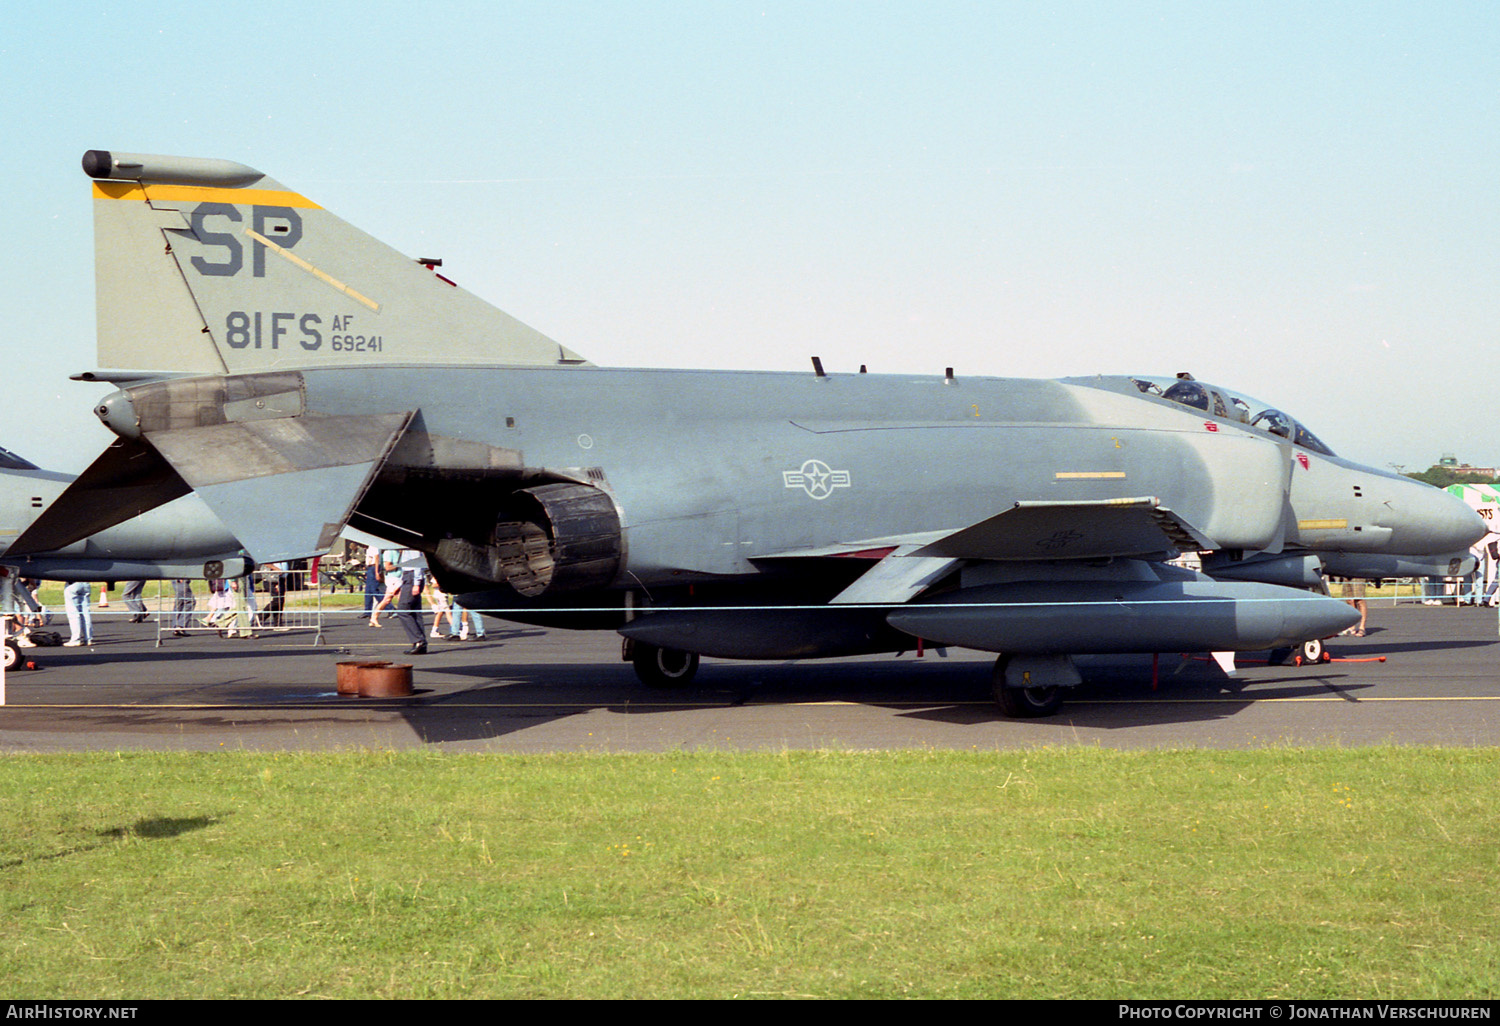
[990,653,1069,718]
[621,642,1075,716]
[626,640,701,687]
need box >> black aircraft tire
[991,655,1064,718]
[1300,638,1326,664]
[3,640,19,670]
[632,643,701,688]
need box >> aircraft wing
[906,497,1215,561]
[7,437,190,556]
[754,497,1216,605]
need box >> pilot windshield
[1130,375,1335,456]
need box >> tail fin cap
[82,149,265,188]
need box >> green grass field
[2,747,1496,999]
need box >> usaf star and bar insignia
[783,459,852,500]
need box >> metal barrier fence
[145,567,332,645]
[1165,553,1493,607]
[126,564,484,646]
[6,564,482,650]
[1313,577,1495,606]
[6,565,1497,655]
[1388,574,1496,606]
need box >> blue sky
[3,1,1497,472]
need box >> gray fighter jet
[14,150,1484,715]
[0,442,246,582]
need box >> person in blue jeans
[447,598,486,641]
[63,580,93,646]
[171,579,196,635]
[362,547,384,616]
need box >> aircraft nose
[1383,478,1488,554]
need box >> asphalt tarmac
[2,603,1497,752]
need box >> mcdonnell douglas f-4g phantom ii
[1,442,246,582]
[2,439,246,666]
[12,150,1484,715]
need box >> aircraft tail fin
[82,149,589,377]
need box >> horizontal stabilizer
[149,412,413,563]
[910,497,1215,561]
[6,438,188,555]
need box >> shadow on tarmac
[7,607,1495,748]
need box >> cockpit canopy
[0,445,37,471]
[1073,374,1336,457]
